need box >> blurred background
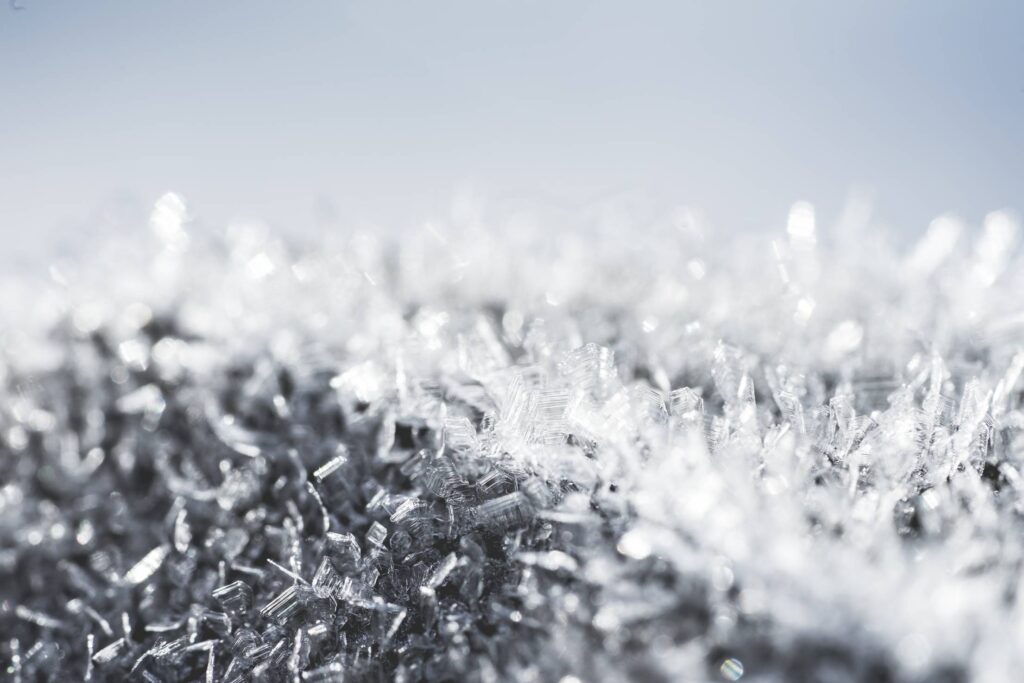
[1,0,1021,265]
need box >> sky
[1,0,1021,263]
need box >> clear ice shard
[471,492,533,529]
[313,447,349,482]
[260,586,303,622]
[213,580,254,615]
[365,521,388,549]
[311,558,344,598]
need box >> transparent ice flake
[212,580,254,615]
[365,521,388,549]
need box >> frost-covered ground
[1,194,1023,682]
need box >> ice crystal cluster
[2,194,1023,682]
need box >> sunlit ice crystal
[0,192,1022,682]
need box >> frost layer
[1,195,1023,682]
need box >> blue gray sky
[1,1,1021,261]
